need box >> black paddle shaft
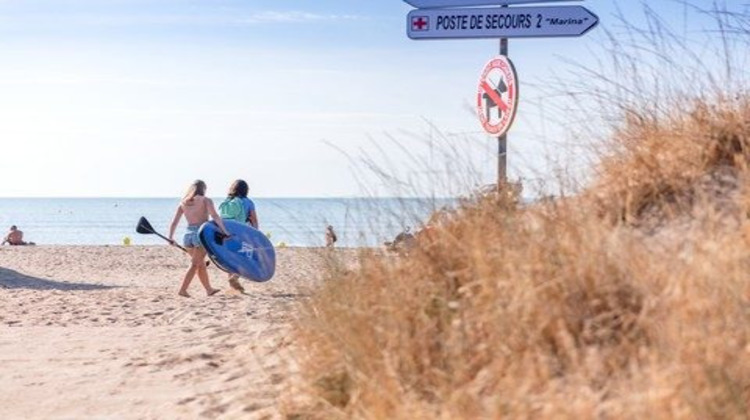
[136,217,187,252]
[136,217,211,268]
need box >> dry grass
[591,100,750,228]
[289,98,750,419]
[288,3,750,418]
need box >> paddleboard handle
[213,231,230,245]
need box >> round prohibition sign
[476,56,519,137]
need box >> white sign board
[404,0,580,8]
[407,6,598,39]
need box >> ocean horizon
[0,197,454,247]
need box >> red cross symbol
[412,16,429,31]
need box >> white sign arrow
[407,6,598,39]
[404,0,581,8]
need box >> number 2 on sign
[536,14,542,28]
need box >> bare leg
[228,273,245,292]
[178,248,198,297]
[194,248,220,296]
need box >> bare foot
[178,291,191,298]
[228,277,245,293]
[207,289,221,296]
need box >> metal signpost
[404,0,599,189]
[498,27,509,186]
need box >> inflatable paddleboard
[198,220,276,282]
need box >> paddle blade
[136,216,155,234]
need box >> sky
[0,0,743,198]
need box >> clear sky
[0,0,741,198]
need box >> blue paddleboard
[198,220,276,282]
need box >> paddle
[136,216,187,250]
[136,216,210,266]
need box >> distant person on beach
[2,225,34,246]
[168,180,230,298]
[325,225,337,247]
[384,227,415,252]
[218,179,258,292]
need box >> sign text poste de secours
[408,5,598,39]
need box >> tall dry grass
[592,99,750,227]
[288,3,750,418]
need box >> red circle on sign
[476,56,519,137]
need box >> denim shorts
[183,225,202,248]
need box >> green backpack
[218,197,245,222]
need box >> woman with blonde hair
[168,180,231,297]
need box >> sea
[0,198,455,247]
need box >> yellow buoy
[123,236,131,246]
[277,241,287,248]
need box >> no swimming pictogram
[476,56,518,137]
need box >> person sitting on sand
[218,179,259,293]
[2,225,35,246]
[325,225,337,248]
[168,180,231,298]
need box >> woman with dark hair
[225,179,258,228]
[219,179,259,292]
[168,179,230,298]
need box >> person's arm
[245,199,258,229]
[206,198,231,236]
[248,210,258,229]
[168,205,183,244]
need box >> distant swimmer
[218,179,259,293]
[325,225,337,248]
[168,180,231,298]
[2,225,35,246]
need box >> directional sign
[404,0,581,8]
[477,56,518,137]
[407,6,598,39]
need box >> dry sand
[0,245,350,419]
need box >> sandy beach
[0,245,347,419]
